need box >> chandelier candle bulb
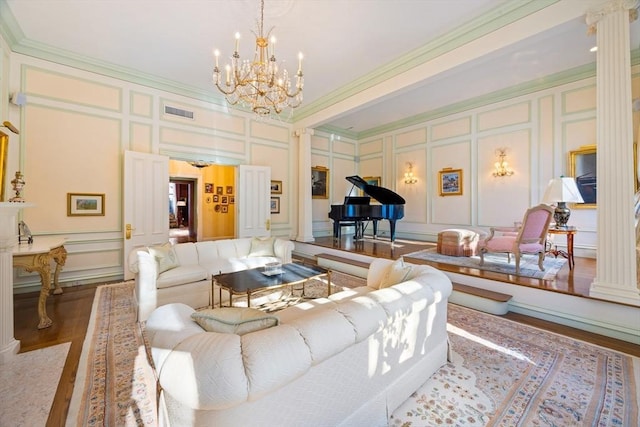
[234,32,240,52]
[214,49,220,68]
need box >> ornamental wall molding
[586,0,639,34]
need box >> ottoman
[437,229,482,257]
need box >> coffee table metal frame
[213,263,332,308]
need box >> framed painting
[569,145,596,208]
[438,168,462,196]
[270,196,280,214]
[270,180,283,194]
[311,166,329,199]
[205,183,214,193]
[360,176,381,196]
[67,193,105,216]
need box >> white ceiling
[3,0,639,136]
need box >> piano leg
[333,221,340,240]
[372,220,378,239]
[389,220,397,243]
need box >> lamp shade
[542,177,584,204]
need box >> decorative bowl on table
[263,262,283,276]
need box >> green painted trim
[561,84,596,115]
[130,91,153,118]
[357,62,597,139]
[314,125,358,141]
[0,0,23,47]
[477,101,532,133]
[430,116,472,142]
[22,64,123,112]
[294,0,558,122]
[128,121,153,152]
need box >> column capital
[586,0,638,34]
[294,128,314,137]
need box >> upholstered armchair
[478,204,554,274]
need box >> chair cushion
[249,237,276,257]
[191,308,279,335]
[148,243,180,274]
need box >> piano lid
[346,175,405,204]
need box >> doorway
[169,178,197,243]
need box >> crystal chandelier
[212,0,304,117]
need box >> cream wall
[318,71,640,259]
[6,53,297,292]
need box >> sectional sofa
[128,237,295,321]
[145,257,453,426]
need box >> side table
[546,226,577,270]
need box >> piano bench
[437,229,485,257]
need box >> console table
[12,236,67,329]
[547,226,576,270]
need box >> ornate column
[587,0,640,305]
[295,128,315,242]
[0,202,30,363]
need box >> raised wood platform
[451,283,512,315]
[316,253,370,278]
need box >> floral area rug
[405,248,567,280]
[390,304,639,426]
[66,282,157,426]
[67,275,638,427]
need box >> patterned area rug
[391,304,639,426]
[405,248,567,279]
[66,283,157,426]
[68,274,638,427]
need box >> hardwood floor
[10,236,639,425]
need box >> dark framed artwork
[221,196,228,204]
[221,205,228,213]
[270,196,280,213]
[569,145,596,208]
[311,166,329,199]
[213,195,219,203]
[205,183,214,193]
[216,186,223,195]
[226,185,233,194]
[438,168,462,196]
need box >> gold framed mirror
[569,145,596,209]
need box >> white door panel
[123,151,169,280]
[238,165,270,238]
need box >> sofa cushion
[379,258,413,288]
[156,265,208,289]
[191,308,279,335]
[148,243,180,274]
[248,237,275,257]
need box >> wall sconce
[492,148,514,177]
[404,163,418,184]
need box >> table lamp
[542,176,584,228]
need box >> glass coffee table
[213,263,332,308]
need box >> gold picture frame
[438,168,462,196]
[311,166,329,199]
[67,193,105,216]
[270,180,283,194]
[569,145,596,209]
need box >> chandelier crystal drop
[212,0,304,117]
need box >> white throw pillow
[148,243,180,274]
[379,258,413,289]
[191,307,279,335]
[249,236,275,257]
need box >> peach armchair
[478,204,554,274]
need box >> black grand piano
[328,175,405,242]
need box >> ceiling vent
[164,105,194,120]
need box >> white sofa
[129,237,295,321]
[145,258,452,427]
